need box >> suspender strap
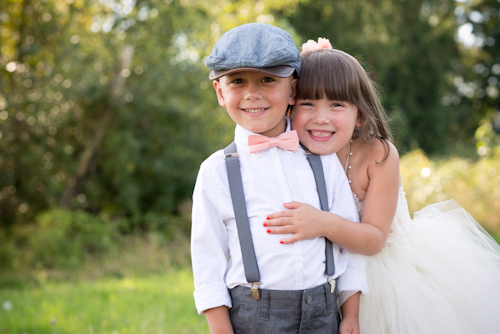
[304,150,336,278]
[224,142,261,288]
[224,141,335,297]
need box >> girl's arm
[265,141,400,256]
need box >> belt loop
[325,282,335,314]
[260,289,270,320]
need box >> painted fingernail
[266,229,271,233]
[263,222,267,227]
[266,216,270,220]
[280,241,283,244]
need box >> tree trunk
[59,45,134,207]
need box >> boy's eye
[231,78,244,84]
[261,77,275,83]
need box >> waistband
[230,282,337,311]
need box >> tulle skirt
[359,200,500,334]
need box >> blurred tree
[1,0,490,231]
[0,0,231,228]
[0,0,302,229]
[455,0,500,155]
[280,0,462,154]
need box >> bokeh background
[1,0,499,332]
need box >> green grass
[0,269,208,334]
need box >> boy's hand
[339,316,360,334]
[264,201,332,244]
[204,306,234,334]
[339,292,361,334]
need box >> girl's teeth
[245,108,265,113]
[310,131,333,137]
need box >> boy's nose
[245,85,262,101]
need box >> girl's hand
[264,201,332,244]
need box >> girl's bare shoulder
[357,138,399,167]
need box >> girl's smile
[308,130,335,141]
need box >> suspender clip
[225,152,238,159]
[251,282,262,300]
[327,276,336,294]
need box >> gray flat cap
[206,23,300,80]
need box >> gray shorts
[229,282,339,334]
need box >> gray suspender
[224,142,336,299]
[224,142,262,299]
[303,147,337,294]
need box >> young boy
[191,23,367,334]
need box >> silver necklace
[344,139,353,183]
[344,139,360,199]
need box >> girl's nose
[313,110,330,124]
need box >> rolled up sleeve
[337,250,368,296]
[191,159,232,314]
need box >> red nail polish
[266,216,270,220]
[267,228,271,233]
[263,222,267,227]
[280,241,283,244]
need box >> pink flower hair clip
[301,37,333,54]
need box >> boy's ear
[288,78,298,105]
[213,80,226,106]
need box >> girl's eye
[331,102,344,108]
[299,102,313,106]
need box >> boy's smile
[213,70,297,138]
[292,98,361,155]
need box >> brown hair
[296,48,392,161]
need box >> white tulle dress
[357,186,500,333]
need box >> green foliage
[281,0,464,154]
[0,230,15,271]
[457,0,500,126]
[0,270,208,333]
[401,147,500,232]
[0,0,498,245]
[0,206,191,283]
[0,0,235,229]
[14,209,121,270]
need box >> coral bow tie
[248,130,300,153]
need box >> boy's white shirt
[191,119,367,315]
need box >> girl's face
[291,98,361,155]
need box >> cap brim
[209,66,295,80]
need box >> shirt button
[282,187,288,193]
[306,296,312,304]
[272,152,278,158]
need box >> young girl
[265,38,500,333]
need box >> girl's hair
[296,48,392,162]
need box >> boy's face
[213,70,297,137]
[292,98,361,155]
